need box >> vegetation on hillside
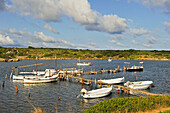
[0,47,170,60]
[85,95,170,113]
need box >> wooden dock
[59,74,161,96]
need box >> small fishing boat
[98,77,124,84]
[108,57,112,62]
[80,87,112,99]
[76,62,92,66]
[23,72,59,84]
[58,68,83,74]
[20,70,45,75]
[124,81,153,90]
[12,69,58,80]
[76,57,92,66]
[124,60,143,72]
[23,77,57,84]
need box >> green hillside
[0,46,170,60]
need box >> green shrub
[85,95,170,113]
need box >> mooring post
[5,74,7,80]
[95,79,97,88]
[100,82,102,88]
[15,85,18,92]
[28,84,30,97]
[2,81,5,88]
[90,82,92,87]
[81,77,83,84]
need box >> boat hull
[23,78,57,84]
[98,77,124,84]
[124,81,153,90]
[83,87,112,99]
[13,75,37,80]
[125,68,143,72]
[76,62,91,66]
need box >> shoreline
[0,57,169,62]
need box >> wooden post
[81,77,83,84]
[5,74,7,79]
[15,85,18,92]
[36,56,38,75]
[28,84,30,97]
[95,79,96,88]
[100,82,102,88]
[55,56,57,71]
[73,67,75,76]
[2,81,4,88]
[90,82,92,87]
[14,68,18,76]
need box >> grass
[0,47,170,60]
[85,95,170,113]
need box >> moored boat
[124,60,143,72]
[12,69,58,80]
[58,68,83,74]
[80,87,112,99]
[124,81,153,90]
[76,62,91,66]
[108,57,112,62]
[23,77,57,84]
[98,77,124,84]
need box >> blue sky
[0,0,169,50]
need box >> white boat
[124,81,153,90]
[58,68,83,74]
[80,87,112,99]
[20,70,45,75]
[23,72,59,84]
[124,60,143,72]
[125,66,143,72]
[23,77,57,84]
[108,58,112,62]
[12,69,58,80]
[98,77,124,84]
[76,62,92,66]
[13,75,37,80]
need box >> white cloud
[43,24,59,34]
[131,0,170,15]
[0,34,14,45]
[129,28,151,37]
[146,36,158,44]
[142,43,151,48]
[3,29,77,48]
[105,34,126,40]
[164,22,170,33]
[109,40,117,44]
[60,0,98,25]
[109,40,127,47]
[87,42,96,46]
[8,0,62,22]
[131,40,139,44]
[7,0,128,34]
[33,32,57,43]
[84,14,127,34]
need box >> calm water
[0,60,170,113]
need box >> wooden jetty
[59,74,161,96]
[11,61,161,96]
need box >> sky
[0,0,169,50]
